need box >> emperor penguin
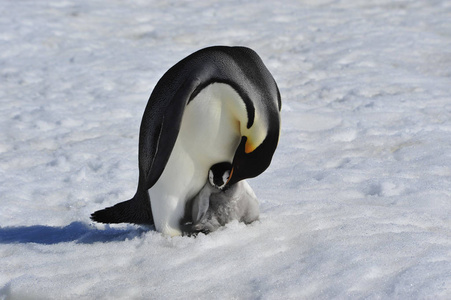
[186,162,260,235]
[91,46,281,236]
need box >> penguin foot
[180,222,211,236]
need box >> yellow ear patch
[245,139,257,153]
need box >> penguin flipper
[90,190,153,225]
[192,184,214,223]
[137,76,202,191]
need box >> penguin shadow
[0,222,150,245]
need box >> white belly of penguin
[148,83,243,236]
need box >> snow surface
[1,0,451,299]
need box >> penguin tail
[91,190,153,225]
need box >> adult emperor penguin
[91,46,281,236]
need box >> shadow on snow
[0,222,151,245]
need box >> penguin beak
[225,167,238,187]
[226,167,234,185]
[225,137,247,187]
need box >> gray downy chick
[190,162,260,234]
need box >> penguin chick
[189,162,260,234]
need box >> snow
[1,0,450,298]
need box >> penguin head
[209,162,232,190]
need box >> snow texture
[1,0,450,299]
